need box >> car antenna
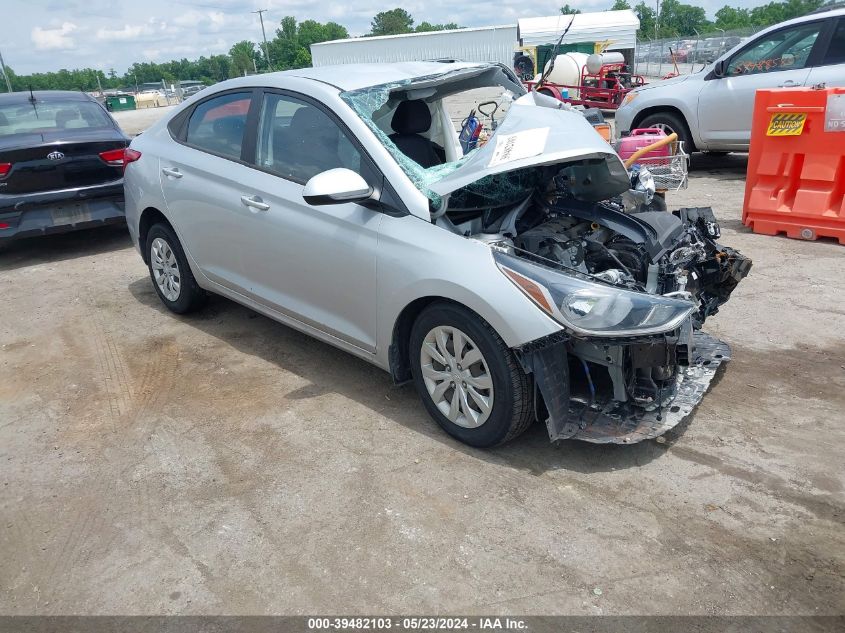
[27,84,39,117]
[536,15,575,91]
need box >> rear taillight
[0,162,11,178]
[123,148,142,173]
[99,148,126,167]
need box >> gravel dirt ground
[0,108,843,616]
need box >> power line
[253,9,272,72]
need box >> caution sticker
[767,113,807,136]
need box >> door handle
[779,80,799,88]
[240,195,270,211]
[161,167,182,178]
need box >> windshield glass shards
[341,67,628,212]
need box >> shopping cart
[633,141,689,191]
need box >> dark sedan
[0,90,130,246]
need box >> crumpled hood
[428,92,624,197]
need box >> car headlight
[634,166,656,203]
[494,251,694,337]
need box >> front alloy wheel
[420,325,494,428]
[410,302,533,447]
[639,111,693,153]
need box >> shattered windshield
[340,64,627,212]
[340,66,526,209]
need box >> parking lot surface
[1,140,843,613]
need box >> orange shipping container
[742,86,845,244]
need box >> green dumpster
[105,94,136,112]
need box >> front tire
[639,112,694,153]
[146,223,206,314]
[409,303,533,448]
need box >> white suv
[616,8,845,152]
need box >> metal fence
[632,28,763,80]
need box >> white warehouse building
[310,25,518,67]
[309,10,639,67]
[517,10,639,52]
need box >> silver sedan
[124,62,750,447]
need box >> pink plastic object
[616,128,672,161]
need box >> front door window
[727,23,823,76]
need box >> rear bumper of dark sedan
[0,181,125,245]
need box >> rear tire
[639,112,694,153]
[409,302,533,448]
[146,223,206,314]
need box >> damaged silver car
[124,61,751,447]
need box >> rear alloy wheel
[151,237,180,302]
[410,303,533,447]
[146,223,206,314]
[639,112,694,153]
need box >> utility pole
[0,49,13,93]
[253,9,272,72]
[655,0,660,40]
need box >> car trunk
[0,129,127,195]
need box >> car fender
[625,77,707,147]
[373,215,562,370]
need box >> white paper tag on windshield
[488,127,549,167]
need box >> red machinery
[525,60,645,110]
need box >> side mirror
[302,168,373,206]
[713,59,727,78]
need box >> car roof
[0,90,95,105]
[761,6,844,30]
[220,61,491,93]
[713,7,844,61]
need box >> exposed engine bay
[436,159,752,444]
[341,66,751,444]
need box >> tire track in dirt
[35,476,118,604]
[87,303,135,429]
[129,337,180,431]
[81,298,181,435]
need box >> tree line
[565,0,835,40]
[2,1,838,93]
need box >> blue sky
[5,0,765,74]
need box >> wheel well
[389,296,473,384]
[631,106,696,151]
[138,207,172,263]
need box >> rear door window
[185,92,252,160]
[255,92,362,183]
[820,19,845,66]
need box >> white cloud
[96,24,150,40]
[172,10,238,33]
[31,22,78,50]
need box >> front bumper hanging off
[518,331,731,445]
